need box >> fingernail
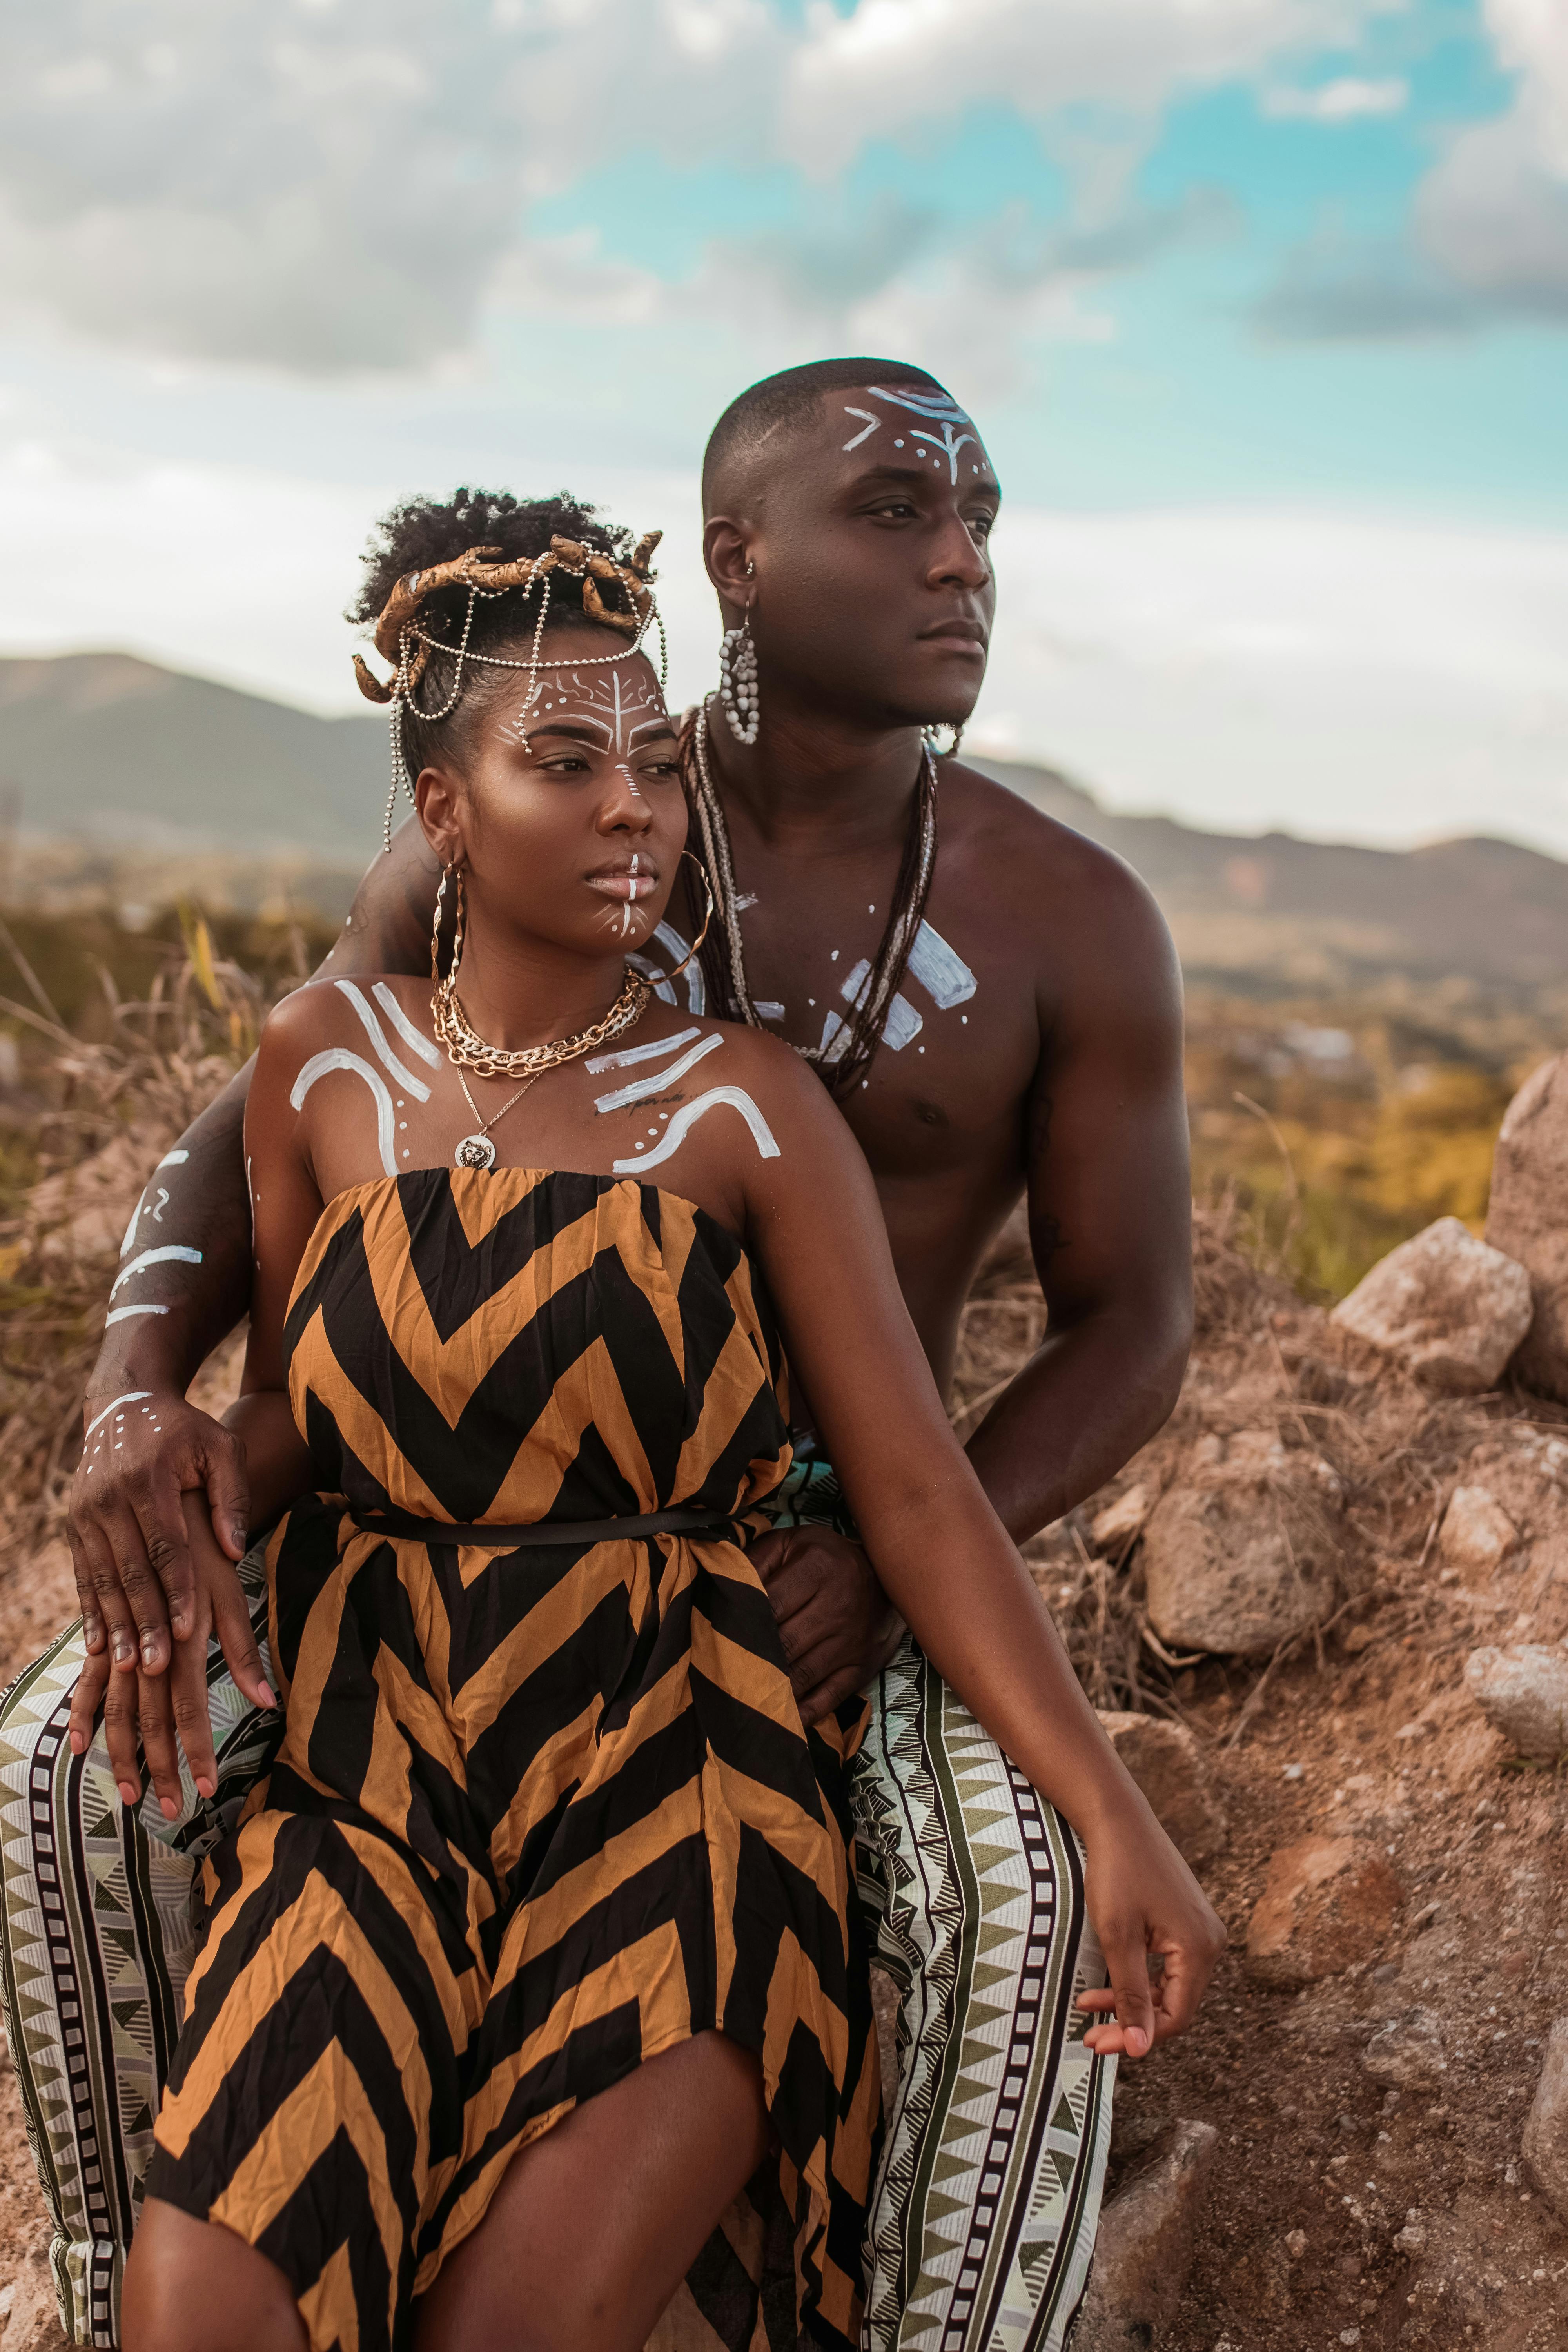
[171,1609,189,1637]
[140,1636,160,1666]
[196,1775,216,1800]
[259,1680,276,1709]
[68,1728,84,1755]
[229,1522,248,1554]
[1125,2027,1149,2056]
[84,1624,104,1653]
[111,1637,134,1668]
[160,1796,179,1821]
[118,1781,140,1808]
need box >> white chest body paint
[585,1026,780,1174]
[289,982,437,1179]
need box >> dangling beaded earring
[719,613,759,747]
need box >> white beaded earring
[719,612,759,747]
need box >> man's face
[740,382,1000,730]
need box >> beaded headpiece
[352,531,667,850]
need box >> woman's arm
[743,1058,1225,2058]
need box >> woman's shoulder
[256,972,438,1078]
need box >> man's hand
[68,1390,251,1677]
[748,1525,902,1727]
[69,1490,276,1815]
[1076,1812,1227,2061]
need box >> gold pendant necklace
[452,1070,541,1172]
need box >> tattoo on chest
[584,1026,781,1173]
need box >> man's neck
[705,691,927,855]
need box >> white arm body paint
[84,1390,153,1438]
[110,1244,204,1299]
[594,1031,722,1114]
[106,1305,171,1326]
[613,1086,780,1174]
[120,1148,192,1255]
[906,920,977,1009]
[586,1025,700,1075]
[334,981,431,1100]
[290,1049,399,1179]
[372,982,442,1067]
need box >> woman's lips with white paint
[585,871,659,903]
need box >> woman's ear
[415,767,465,868]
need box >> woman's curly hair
[350,488,646,775]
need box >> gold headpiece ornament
[353,529,666,850]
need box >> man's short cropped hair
[702,357,953,511]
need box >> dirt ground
[4,1220,1568,2349]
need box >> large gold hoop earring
[431,863,465,987]
[659,851,715,984]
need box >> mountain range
[3,652,1564,994]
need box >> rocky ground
[5,1099,1568,2347]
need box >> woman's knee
[123,2198,308,2352]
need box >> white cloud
[1416,0,1568,315]
[0,0,1394,371]
[1261,74,1408,119]
[3,431,1563,860]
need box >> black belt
[352,1506,740,1549]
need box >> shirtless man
[11,362,1219,2352]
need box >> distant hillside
[0,652,385,858]
[3,653,1566,993]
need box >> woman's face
[417,626,687,964]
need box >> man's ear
[703,514,754,629]
[414,767,465,868]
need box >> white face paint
[838,383,992,487]
[502,663,669,761]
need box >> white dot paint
[648,1127,658,1136]
[869,904,876,915]
[402,1149,411,1159]
[918,1045,926,1053]
[961,1015,968,1024]
[808,998,816,1007]
[659,1112,669,1122]
[831,950,840,962]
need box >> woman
[121,491,1218,2352]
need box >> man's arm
[66,818,439,1680]
[965,850,1192,1543]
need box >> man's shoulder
[938,757,1169,949]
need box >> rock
[1071,2118,1218,2352]
[1464,1643,1568,1758]
[1096,1711,1228,1864]
[1523,2016,1568,2219]
[1363,2007,1448,2089]
[1439,1485,1519,1577]
[1091,1484,1151,1549]
[1142,1444,1343,1659]
[1245,1836,1404,1989]
[1330,1216,1533,1395]
[1487,1052,1568,1403]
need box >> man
[7,360,1218,2350]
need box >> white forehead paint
[372,982,442,1067]
[334,981,432,1100]
[290,1049,399,1179]
[838,384,987,486]
[613,1086,780,1174]
[110,1245,203,1298]
[586,1025,700,1074]
[594,1031,722,1113]
[506,663,667,755]
[905,920,977,1009]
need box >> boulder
[1071,2118,1218,2352]
[1330,1217,1533,1396]
[1523,2016,1568,2220]
[1091,1484,1151,1550]
[1245,1835,1404,1989]
[1096,1711,1228,1865]
[1439,1485,1519,1578]
[1486,1053,1568,1403]
[1142,1444,1343,1659]
[1464,1644,1568,1759]
[1363,2007,1448,2089]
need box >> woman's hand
[1075,1801,1226,2060]
[69,1489,276,1818]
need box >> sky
[1,0,1565,854]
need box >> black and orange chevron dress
[145,1169,877,2350]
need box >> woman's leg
[122,2201,308,2352]
[414,2031,772,2352]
